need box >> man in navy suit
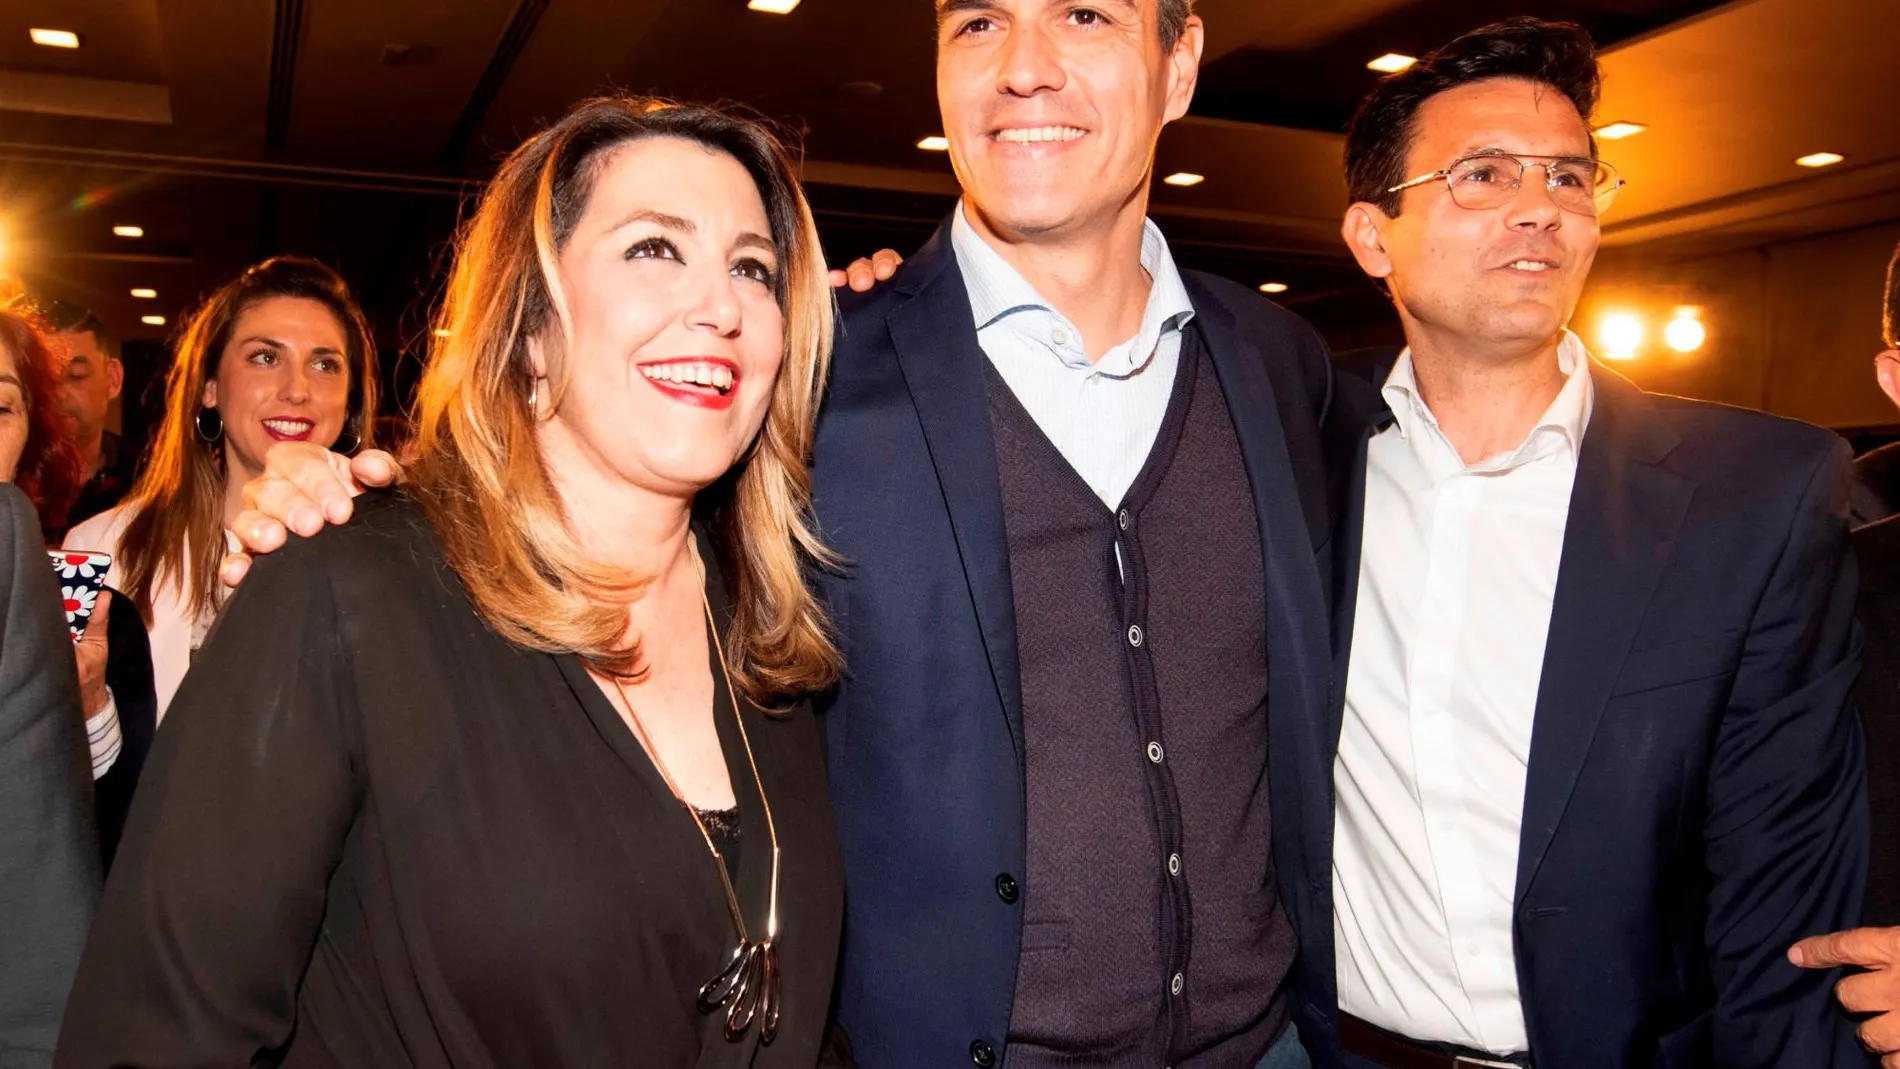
[1302,19,1866,1068]
[224,2,1341,1065]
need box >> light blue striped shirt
[950,202,1195,508]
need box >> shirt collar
[1381,330,1597,471]
[949,200,1195,377]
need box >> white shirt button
[1170,972,1184,995]
[1051,326,1070,347]
[1147,741,1164,763]
[1127,624,1143,647]
[1167,853,1181,876]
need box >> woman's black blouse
[55,494,843,1069]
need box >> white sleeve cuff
[86,688,123,781]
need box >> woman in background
[63,256,378,722]
[0,306,83,538]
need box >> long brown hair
[118,256,379,623]
[0,307,83,533]
[406,95,840,704]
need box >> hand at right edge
[220,442,404,587]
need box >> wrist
[82,683,111,717]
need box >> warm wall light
[130,288,157,299]
[1599,313,1643,360]
[140,315,165,326]
[1664,307,1707,353]
[1163,172,1204,187]
[30,28,81,49]
[917,136,950,151]
[1259,282,1289,294]
[1796,152,1845,168]
[1367,53,1416,73]
[1595,121,1648,140]
[747,0,801,12]
[112,225,143,238]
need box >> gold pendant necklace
[608,549,782,1045]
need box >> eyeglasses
[1387,153,1626,217]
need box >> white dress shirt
[1333,332,1596,1054]
[949,202,1194,507]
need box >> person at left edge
[54,98,845,1068]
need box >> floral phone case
[49,550,112,643]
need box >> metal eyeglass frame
[1386,152,1627,215]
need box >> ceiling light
[30,28,80,49]
[1796,152,1845,168]
[1259,282,1289,294]
[1163,172,1205,187]
[140,315,165,326]
[1664,307,1706,353]
[747,0,801,11]
[1599,313,1643,360]
[1367,53,1416,73]
[112,225,143,238]
[917,136,950,151]
[1594,121,1647,141]
[130,288,156,299]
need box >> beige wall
[1577,220,1900,429]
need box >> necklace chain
[604,541,782,1043]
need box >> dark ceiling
[1,0,1896,425]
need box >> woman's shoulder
[63,501,137,556]
[247,490,456,607]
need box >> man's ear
[1877,353,1900,414]
[1161,16,1204,124]
[1342,202,1395,283]
[107,357,124,402]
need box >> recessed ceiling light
[1163,172,1205,187]
[30,28,80,49]
[917,135,950,151]
[1367,53,1416,73]
[130,288,157,299]
[1594,121,1647,141]
[1796,152,1845,168]
[1259,282,1289,294]
[747,0,801,12]
[112,225,143,238]
[140,315,165,326]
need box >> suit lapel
[1515,368,1694,900]
[884,225,1025,747]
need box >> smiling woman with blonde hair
[58,97,845,1069]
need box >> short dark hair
[1885,240,1899,349]
[1160,0,1194,51]
[1345,17,1602,216]
[37,300,119,361]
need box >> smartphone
[48,550,112,644]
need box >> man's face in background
[53,328,122,447]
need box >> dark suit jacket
[1302,350,1868,1068]
[811,222,1339,1066]
[0,484,101,1069]
[1854,513,1900,924]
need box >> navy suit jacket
[811,222,1340,1067]
[1300,351,1868,1069]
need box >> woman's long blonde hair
[117,257,378,623]
[406,96,840,704]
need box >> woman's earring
[333,422,362,454]
[194,407,224,443]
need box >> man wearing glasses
[1296,17,1866,1068]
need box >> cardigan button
[971,1040,998,1068]
[995,873,1019,904]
